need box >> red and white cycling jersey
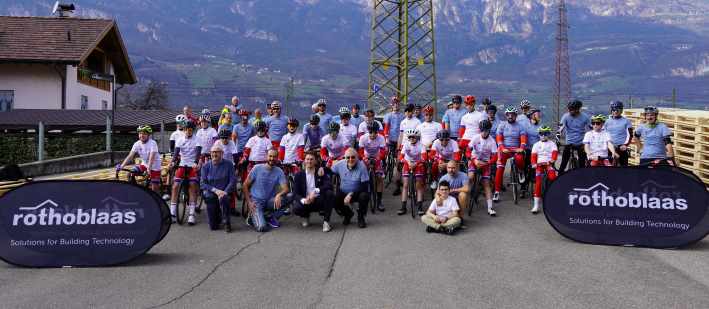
[339,124,358,146]
[131,139,161,171]
[280,132,305,163]
[196,127,218,154]
[431,139,459,161]
[417,121,442,147]
[460,111,485,140]
[245,136,273,161]
[400,140,427,162]
[470,134,497,162]
[176,136,200,167]
[532,140,558,164]
[359,134,386,158]
[321,133,348,158]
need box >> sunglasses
[592,122,603,125]
[345,156,357,159]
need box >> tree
[119,81,169,110]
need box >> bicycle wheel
[176,181,188,225]
[385,151,395,187]
[510,162,519,205]
[427,162,436,201]
[409,173,416,219]
[468,173,479,217]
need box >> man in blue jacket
[200,143,237,232]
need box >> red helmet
[465,95,476,105]
[238,109,251,116]
[422,105,434,115]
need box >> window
[102,100,108,110]
[81,95,88,110]
[0,90,13,111]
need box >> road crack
[309,226,348,309]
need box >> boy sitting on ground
[421,180,461,235]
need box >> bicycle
[467,167,482,216]
[506,153,525,205]
[385,144,397,188]
[115,167,151,188]
[169,166,196,225]
[407,169,417,218]
[425,159,436,201]
[367,158,378,214]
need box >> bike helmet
[478,119,492,132]
[465,95,476,106]
[520,99,531,108]
[527,108,541,117]
[175,114,188,126]
[185,120,197,129]
[200,113,211,121]
[316,98,327,106]
[643,106,658,115]
[254,120,268,132]
[287,117,299,127]
[567,99,583,110]
[504,107,518,114]
[482,97,492,106]
[137,125,153,134]
[218,128,232,139]
[271,101,282,109]
[328,122,340,132]
[538,125,552,136]
[309,114,320,125]
[201,108,211,116]
[405,128,420,138]
[404,103,416,112]
[591,114,607,123]
[238,109,251,116]
[367,122,380,133]
[339,106,350,115]
[452,95,463,104]
[422,105,434,115]
[486,104,497,113]
[436,130,451,140]
[610,100,624,111]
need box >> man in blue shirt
[243,149,291,232]
[265,101,288,148]
[442,95,467,140]
[438,161,469,220]
[558,100,591,172]
[331,148,370,228]
[200,143,237,232]
[315,99,333,133]
[383,96,404,196]
[603,101,633,166]
[634,106,675,167]
[350,104,364,129]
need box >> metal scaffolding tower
[367,0,437,115]
[554,0,571,126]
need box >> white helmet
[316,98,327,106]
[175,114,187,125]
[405,128,420,138]
[271,101,282,109]
[339,106,350,115]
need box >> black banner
[544,167,709,249]
[0,180,171,267]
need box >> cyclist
[251,108,264,126]
[169,120,201,225]
[196,113,218,163]
[442,95,467,140]
[265,101,288,148]
[214,127,238,163]
[240,120,273,177]
[182,105,198,124]
[279,117,305,174]
[530,126,558,214]
[315,99,333,133]
[480,97,493,113]
[416,105,442,148]
[516,99,532,128]
[603,101,633,166]
[170,114,187,152]
[634,106,675,167]
[398,129,427,215]
[304,114,326,152]
[469,119,498,216]
[399,104,422,144]
[522,109,542,194]
[358,108,383,138]
[584,114,619,167]
[117,125,162,193]
[485,104,500,135]
[232,109,254,163]
[383,96,405,195]
[558,99,591,172]
[430,129,461,188]
[459,95,485,159]
[350,104,364,129]
[414,104,424,122]
[337,107,358,147]
[358,121,387,212]
[493,107,528,202]
[320,122,349,168]
[243,149,291,232]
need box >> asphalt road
[1,186,708,309]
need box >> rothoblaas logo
[568,183,688,211]
[11,199,137,226]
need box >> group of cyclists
[116,94,677,235]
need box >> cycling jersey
[233,122,254,152]
[350,114,364,129]
[431,139,460,161]
[383,111,404,142]
[416,121,443,147]
[399,117,421,136]
[460,111,485,140]
[531,140,558,164]
[316,112,333,133]
[400,141,427,162]
[358,120,384,136]
[634,123,671,159]
[603,116,633,146]
[339,123,358,146]
[303,124,326,151]
[169,130,185,146]
[244,136,273,161]
[176,136,200,167]
[583,130,612,158]
[496,122,528,149]
[130,139,161,171]
[196,127,218,155]
[265,115,288,142]
[321,133,348,159]
[442,108,467,138]
[279,132,305,164]
[525,122,542,149]
[560,112,591,145]
[516,114,531,129]
[214,139,238,162]
[358,134,386,159]
[470,135,497,162]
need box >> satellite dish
[52,1,60,15]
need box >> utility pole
[553,0,571,127]
[672,88,677,108]
[284,76,294,115]
[368,0,437,117]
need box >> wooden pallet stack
[623,108,709,184]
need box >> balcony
[77,68,112,92]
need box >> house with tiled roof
[0,14,136,112]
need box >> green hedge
[0,133,134,165]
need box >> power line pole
[672,88,677,108]
[368,0,438,117]
[553,0,571,127]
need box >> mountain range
[2,0,709,116]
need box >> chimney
[52,2,75,18]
